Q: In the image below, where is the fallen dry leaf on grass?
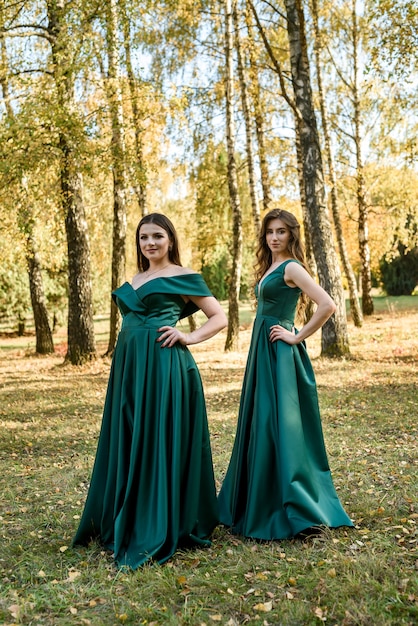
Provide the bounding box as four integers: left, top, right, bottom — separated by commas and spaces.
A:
253, 601, 273, 612
8, 604, 20, 619
64, 570, 81, 583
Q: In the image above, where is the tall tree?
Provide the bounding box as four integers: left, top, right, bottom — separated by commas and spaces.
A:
103, 0, 128, 355
119, 0, 148, 216
234, 4, 260, 235
46, 0, 96, 364
311, 0, 363, 327
0, 2, 54, 354
224, 0, 243, 351
282, 0, 350, 355
295, 123, 317, 321
249, 1, 316, 317
351, 0, 373, 315
250, 0, 349, 354
18, 182, 55, 354
244, 0, 272, 214
322, 0, 415, 302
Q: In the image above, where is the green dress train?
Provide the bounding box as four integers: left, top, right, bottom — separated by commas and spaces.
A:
218, 260, 353, 539
73, 274, 218, 568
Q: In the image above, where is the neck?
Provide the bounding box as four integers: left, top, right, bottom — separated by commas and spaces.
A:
271, 253, 292, 265
148, 261, 170, 269
146, 261, 171, 275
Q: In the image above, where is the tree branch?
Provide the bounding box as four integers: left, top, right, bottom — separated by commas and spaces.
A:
2, 23, 55, 43
248, 0, 298, 117
11, 68, 53, 77
261, 0, 287, 22
324, 42, 353, 91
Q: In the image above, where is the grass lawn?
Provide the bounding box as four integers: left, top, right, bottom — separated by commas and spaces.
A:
0, 296, 417, 625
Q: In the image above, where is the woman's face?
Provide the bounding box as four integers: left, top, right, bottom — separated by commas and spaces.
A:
265, 218, 291, 256
139, 223, 171, 264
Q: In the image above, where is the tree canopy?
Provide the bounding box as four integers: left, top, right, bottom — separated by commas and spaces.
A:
1, 0, 416, 353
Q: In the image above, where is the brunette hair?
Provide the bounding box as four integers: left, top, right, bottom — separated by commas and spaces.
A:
135, 213, 182, 272
254, 208, 310, 318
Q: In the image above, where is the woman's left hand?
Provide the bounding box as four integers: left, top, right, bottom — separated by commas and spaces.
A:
269, 324, 299, 345
157, 326, 188, 347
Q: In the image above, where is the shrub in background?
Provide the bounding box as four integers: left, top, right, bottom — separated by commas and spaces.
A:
379, 244, 418, 296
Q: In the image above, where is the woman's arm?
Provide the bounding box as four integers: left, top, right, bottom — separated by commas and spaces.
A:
269, 262, 336, 345
157, 295, 227, 348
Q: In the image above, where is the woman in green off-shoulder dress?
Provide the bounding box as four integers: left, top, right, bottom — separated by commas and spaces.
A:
73, 214, 227, 569
218, 209, 353, 539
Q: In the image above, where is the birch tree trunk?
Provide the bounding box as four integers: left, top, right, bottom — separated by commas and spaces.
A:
25, 232, 55, 354
47, 0, 96, 364
20, 177, 55, 354
120, 0, 147, 216
234, 5, 260, 235
244, 0, 272, 214
352, 0, 374, 315
224, 0, 243, 352
284, 0, 350, 356
0, 11, 54, 354
295, 119, 316, 321
312, 0, 363, 327
105, 0, 128, 355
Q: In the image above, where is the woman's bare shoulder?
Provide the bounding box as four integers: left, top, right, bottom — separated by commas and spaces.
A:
131, 271, 145, 287
173, 266, 198, 276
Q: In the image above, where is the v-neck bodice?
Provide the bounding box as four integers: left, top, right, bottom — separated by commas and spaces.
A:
218, 262, 353, 540
255, 259, 301, 325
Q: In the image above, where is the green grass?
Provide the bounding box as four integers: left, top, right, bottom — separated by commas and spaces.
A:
0, 303, 417, 625
358, 294, 418, 314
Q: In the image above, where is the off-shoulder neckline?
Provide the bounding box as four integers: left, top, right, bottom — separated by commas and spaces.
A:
129, 273, 200, 292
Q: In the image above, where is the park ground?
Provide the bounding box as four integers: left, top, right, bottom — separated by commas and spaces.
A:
0, 295, 417, 625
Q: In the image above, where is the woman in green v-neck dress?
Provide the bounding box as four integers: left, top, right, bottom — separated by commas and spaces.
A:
73, 214, 227, 569
218, 209, 353, 539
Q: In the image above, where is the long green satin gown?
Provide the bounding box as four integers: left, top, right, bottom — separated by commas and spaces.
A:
73, 274, 218, 568
218, 260, 353, 539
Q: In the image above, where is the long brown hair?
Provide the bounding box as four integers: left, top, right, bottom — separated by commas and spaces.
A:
254, 208, 310, 318
135, 213, 182, 271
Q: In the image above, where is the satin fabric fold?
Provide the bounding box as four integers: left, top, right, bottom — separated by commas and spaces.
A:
218, 260, 353, 539
73, 274, 218, 568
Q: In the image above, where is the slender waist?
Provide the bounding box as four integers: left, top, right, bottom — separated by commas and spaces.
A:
121, 315, 177, 330
255, 314, 294, 331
